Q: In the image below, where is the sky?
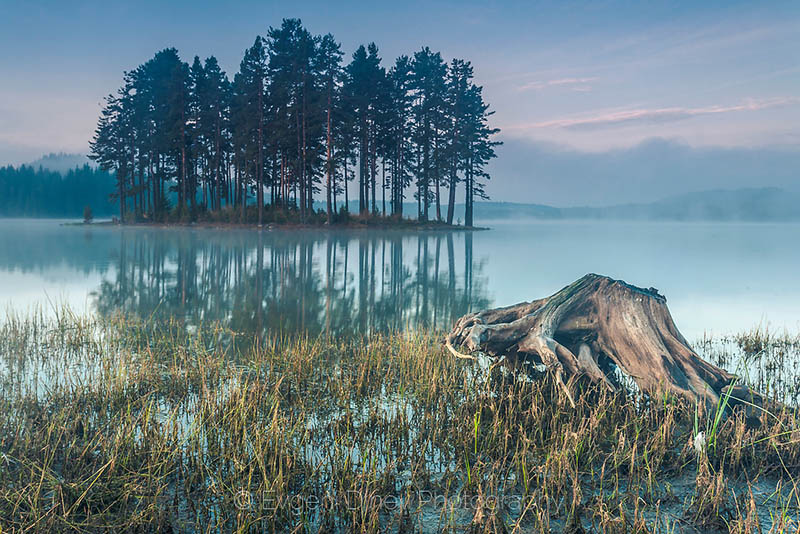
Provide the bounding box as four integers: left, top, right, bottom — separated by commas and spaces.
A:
1, 0, 798, 205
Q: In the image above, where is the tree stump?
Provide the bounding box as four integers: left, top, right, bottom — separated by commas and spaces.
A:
446, 273, 757, 408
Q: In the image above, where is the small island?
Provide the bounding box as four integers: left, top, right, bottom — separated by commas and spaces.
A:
89, 19, 500, 229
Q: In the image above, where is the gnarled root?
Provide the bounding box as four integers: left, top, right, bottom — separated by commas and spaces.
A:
446, 273, 757, 409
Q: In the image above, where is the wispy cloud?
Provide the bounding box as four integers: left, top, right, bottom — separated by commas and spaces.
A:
517, 77, 597, 92
520, 98, 798, 131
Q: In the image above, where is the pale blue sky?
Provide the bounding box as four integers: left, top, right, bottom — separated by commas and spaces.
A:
1, 0, 798, 203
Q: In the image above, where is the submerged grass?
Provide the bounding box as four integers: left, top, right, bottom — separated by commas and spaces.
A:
1, 310, 799, 532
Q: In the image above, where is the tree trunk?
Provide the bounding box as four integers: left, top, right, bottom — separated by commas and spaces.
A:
360, 125, 367, 215
343, 156, 349, 214
446, 273, 761, 409
240, 158, 246, 223
326, 88, 333, 224
302, 79, 308, 222
214, 119, 221, 213
435, 142, 441, 222
381, 159, 386, 216
446, 169, 456, 225
118, 167, 126, 222
465, 155, 473, 227
332, 150, 338, 215
370, 131, 376, 214
257, 80, 264, 227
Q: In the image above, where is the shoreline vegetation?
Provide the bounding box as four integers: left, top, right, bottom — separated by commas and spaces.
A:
78, 219, 486, 231
89, 18, 501, 230
0, 164, 117, 218
66, 206, 488, 230
1, 310, 799, 532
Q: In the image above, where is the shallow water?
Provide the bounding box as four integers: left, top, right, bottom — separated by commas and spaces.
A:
2, 313, 797, 533
1, 218, 799, 339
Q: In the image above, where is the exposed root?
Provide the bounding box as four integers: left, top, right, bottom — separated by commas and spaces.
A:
445, 335, 476, 360
446, 273, 763, 408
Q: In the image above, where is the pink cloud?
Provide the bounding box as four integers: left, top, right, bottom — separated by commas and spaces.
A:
517, 77, 598, 92
515, 97, 799, 131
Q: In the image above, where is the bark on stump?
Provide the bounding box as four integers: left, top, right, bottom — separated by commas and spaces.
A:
446, 273, 757, 408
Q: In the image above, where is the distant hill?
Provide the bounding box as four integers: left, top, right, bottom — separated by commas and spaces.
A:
313, 200, 561, 223
317, 188, 800, 223
27, 153, 93, 174
472, 202, 562, 221
560, 187, 800, 221
10, 154, 799, 223
0, 163, 117, 218
466, 188, 800, 222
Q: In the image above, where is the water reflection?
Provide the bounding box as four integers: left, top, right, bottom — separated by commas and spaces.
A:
92, 229, 490, 336
6, 219, 798, 340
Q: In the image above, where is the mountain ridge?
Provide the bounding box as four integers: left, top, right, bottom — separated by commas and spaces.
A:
25, 153, 93, 174
474, 187, 800, 222
13, 153, 798, 222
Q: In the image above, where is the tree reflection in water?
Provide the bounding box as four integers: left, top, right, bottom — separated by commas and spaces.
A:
93, 229, 490, 336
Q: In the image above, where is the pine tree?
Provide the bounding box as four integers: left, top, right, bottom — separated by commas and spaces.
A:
316, 33, 344, 224
410, 47, 447, 221
90, 28, 500, 226
230, 71, 250, 219
201, 56, 231, 212
444, 59, 472, 225
239, 37, 268, 225
90, 92, 129, 221
462, 82, 501, 227
387, 56, 413, 217
345, 44, 384, 215
268, 19, 324, 221
189, 56, 206, 208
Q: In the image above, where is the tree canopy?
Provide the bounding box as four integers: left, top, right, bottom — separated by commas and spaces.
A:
0, 164, 117, 218
90, 19, 500, 227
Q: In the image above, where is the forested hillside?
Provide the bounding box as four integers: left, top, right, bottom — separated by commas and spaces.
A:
0, 165, 117, 218
28, 153, 92, 174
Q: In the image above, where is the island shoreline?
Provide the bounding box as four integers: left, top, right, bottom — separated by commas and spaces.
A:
64, 220, 489, 231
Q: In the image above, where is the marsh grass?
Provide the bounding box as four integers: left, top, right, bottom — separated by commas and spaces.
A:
1, 310, 799, 532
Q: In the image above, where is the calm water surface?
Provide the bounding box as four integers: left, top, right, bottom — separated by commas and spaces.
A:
1, 218, 798, 339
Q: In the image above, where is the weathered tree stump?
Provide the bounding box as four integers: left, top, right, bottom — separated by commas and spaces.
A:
446, 273, 757, 408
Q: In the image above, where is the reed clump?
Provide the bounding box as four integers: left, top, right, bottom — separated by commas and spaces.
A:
0, 311, 798, 532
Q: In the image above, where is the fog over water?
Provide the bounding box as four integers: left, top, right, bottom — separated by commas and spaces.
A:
489, 138, 800, 207
1, 218, 798, 341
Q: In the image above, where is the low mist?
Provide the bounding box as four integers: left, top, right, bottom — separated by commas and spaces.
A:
486, 137, 800, 208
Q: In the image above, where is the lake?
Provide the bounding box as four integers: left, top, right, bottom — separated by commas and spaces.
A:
1, 218, 798, 341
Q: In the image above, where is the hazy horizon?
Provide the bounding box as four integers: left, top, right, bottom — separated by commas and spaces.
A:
1, 0, 798, 205
16, 138, 800, 209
